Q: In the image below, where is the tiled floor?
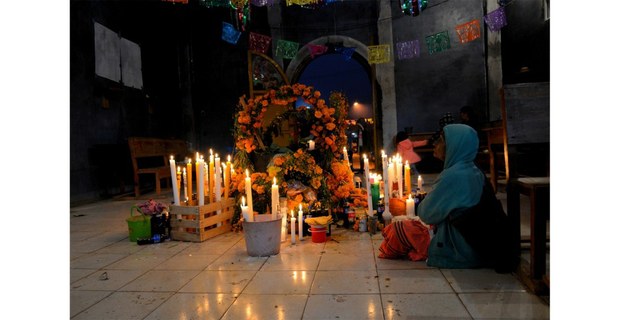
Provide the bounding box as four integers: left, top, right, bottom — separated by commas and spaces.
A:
70, 189, 549, 319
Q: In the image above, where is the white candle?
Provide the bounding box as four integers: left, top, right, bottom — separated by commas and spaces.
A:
186, 159, 193, 206
197, 157, 205, 205
396, 156, 403, 198
215, 154, 221, 201
308, 140, 315, 150
271, 178, 279, 221
343, 147, 350, 167
363, 154, 372, 216
244, 169, 254, 222
225, 155, 232, 199
203, 161, 209, 198
417, 175, 423, 191
298, 204, 304, 241
406, 194, 415, 218
182, 167, 188, 204
291, 210, 296, 245
381, 151, 391, 218
169, 156, 180, 206
281, 211, 287, 242
387, 160, 394, 198
241, 196, 250, 221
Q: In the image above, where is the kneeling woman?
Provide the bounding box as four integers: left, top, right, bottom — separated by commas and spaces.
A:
418, 124, 516, 270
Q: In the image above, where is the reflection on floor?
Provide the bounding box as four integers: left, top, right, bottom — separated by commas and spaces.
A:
70, 183, 549, 319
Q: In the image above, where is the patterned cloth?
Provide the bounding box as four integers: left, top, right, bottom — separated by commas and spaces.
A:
378, 219, 430, 261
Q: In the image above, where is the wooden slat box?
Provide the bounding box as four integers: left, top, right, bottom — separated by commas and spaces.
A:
170, 198, 236, 242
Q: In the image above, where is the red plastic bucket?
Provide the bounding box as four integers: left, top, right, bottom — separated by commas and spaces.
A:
309, 225, 327, 243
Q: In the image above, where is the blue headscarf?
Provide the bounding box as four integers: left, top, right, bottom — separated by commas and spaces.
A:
418, 124, 484, 225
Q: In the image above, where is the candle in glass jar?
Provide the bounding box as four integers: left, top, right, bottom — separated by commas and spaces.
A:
417, 175, 423, 191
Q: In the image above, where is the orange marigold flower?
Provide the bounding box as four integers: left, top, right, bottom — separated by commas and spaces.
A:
314, 91, 321, 98
314, 110, 323, 118
261, 100, 268, 107
316, 126, 323, 132
325, 123, 336, 131
315, 166, 323, 175
294, 194, 303, 202
325, 137, 334, 145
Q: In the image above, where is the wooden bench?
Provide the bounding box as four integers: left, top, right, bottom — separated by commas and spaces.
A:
127, 137, 189, 197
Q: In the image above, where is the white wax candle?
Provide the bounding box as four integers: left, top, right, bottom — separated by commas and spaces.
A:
271, 178, 279, 221
381, 151, 391, 218
363, 155, 372, 216
169, 156, 180, 206
387, 160, 394, 198
215, 155, 221, 201
241, 196, 250, 221
417, 175, 423, 191
281, 211, 287, 242
308, 140, 315, 150
245, 169, 254, 222
197, 158, 204, 205
406, 194, 415, 218
291, 211, 296, 245
298, 204, 304, 241
343, 147, 350, 167
204, 161, 209, 197
209, 150, 215, 202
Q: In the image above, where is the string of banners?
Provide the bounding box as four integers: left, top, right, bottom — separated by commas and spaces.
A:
165, 1, 509, 64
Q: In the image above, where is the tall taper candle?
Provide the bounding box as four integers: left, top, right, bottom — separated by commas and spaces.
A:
225, 155, 232, 199
363, 154, 372, 215
197, 157, 205, 205
291, 210, 296, 245
271, 178, 279, 221
240, 196, 250, 221
298, 204, 304, 241
209, 150, 215, 203
406, 194, 415, 218
182, 167, 188, 204
343, 147, 350, 168
176, 167, 182, 204
186, 159, 193, 205
169, 156, 180, 206
396, 156, 403, 198
404, 161, 411, 196
244, 169, 254, 222
381, 151, 391, 218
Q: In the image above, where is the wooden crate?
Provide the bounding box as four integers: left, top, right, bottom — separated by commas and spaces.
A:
170, 198, 236, 242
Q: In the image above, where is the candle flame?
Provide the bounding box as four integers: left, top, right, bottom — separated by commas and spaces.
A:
409, 194, 413, 200
170, 155, 174, 160
363, 153, 367, 159
381, 150, 385, 157
242, 196, 246, 206
210, 149, 213, 155
246, 169, 249, 178
299, 204, 302, 211
227, 155, 231, 162
273, 177, 277, 185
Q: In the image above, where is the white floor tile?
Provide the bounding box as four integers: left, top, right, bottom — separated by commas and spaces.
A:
179, 270, 256, 294
145, 293, 236, 320
261, 252, 321, 271
70, 253, 128, 269
119, 270, 200, 292
70, 290, 112, 317
206, 254, 268, 271
221, 293, 307, 320
382, 293, 472, 320
441, 268, 527, 293
153, 252, 220, 270
378, 269, 453, 293
319, 253, 376, 270
243, 270, 314, 294
459, 292, 550, 319
311, 270, 379, 294
71, 291, 172, 320
304, 294, 384, 320
71, 269, 145, 291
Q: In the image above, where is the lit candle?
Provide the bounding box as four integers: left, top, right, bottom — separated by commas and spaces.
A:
417, 175, 423, 191
186, 159, 193, 205
197, 156, 205, 206
404, 161, 411, 196
245, 169, 254, 222
203, 160, 208, 198
387, 160, 394, 198
182, 167, 188, 204
271, 178, 279, 221
240, 196, 250, 221
343, 147, 350, 167
363, 154, 372, 216
308, 140, 315, 150
406, 193, 415, 218
169, 156, 180, 206
209, 149, 215, 203
290, 210, 296, 244
381, 151, 391, 219
298, 204, 304, 241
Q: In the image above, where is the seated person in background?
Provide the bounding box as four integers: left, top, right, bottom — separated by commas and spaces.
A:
417, 124, 517, 272
394, 131, 428, 177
